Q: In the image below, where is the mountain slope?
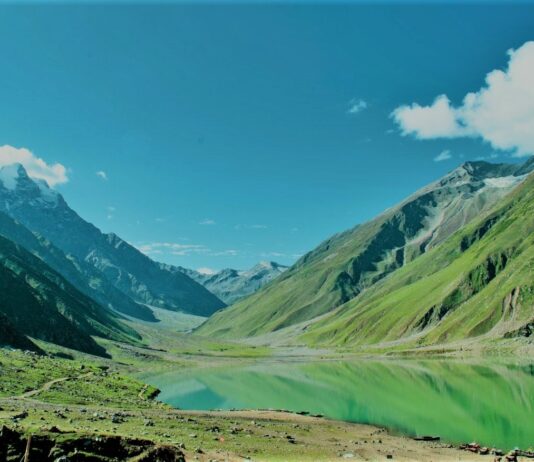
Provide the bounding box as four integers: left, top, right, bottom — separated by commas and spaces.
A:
85, 234, 226, 316
0, 235, 139, 356
198, 160, 534, 339
303, 169, 534, 348
180, 261, 288, 305
0, 312, 42, 352
0, 211, 154, 321
0, 164, 225, 318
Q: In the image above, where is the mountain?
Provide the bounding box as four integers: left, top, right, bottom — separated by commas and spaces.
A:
0, 210, 154, 321
303, 167, 534, 349
0, 312, 42, 353
197, 159, 534, 339
179, 261, 289, 305
0, 234, 139, 356
0, 164, 225, 318
85, 234, 225, 316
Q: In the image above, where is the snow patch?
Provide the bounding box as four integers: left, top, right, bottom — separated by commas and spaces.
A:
35, 178, 59, 203
197, 267, 217, 275
484, 175, 526, 189
0, 164, 21, 190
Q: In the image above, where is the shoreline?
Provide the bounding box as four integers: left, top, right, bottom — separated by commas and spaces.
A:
2, 348, 532, 461
0, 398, 495, 461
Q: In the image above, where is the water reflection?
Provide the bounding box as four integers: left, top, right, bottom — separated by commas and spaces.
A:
143, 360, 534, 449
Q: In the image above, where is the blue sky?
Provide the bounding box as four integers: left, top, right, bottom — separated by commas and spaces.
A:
0, 2, 533, 272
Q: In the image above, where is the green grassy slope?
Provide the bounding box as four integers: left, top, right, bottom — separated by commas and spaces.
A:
198, 161, 531, 339
302, 172, 534, 348
0, 235, 140, 356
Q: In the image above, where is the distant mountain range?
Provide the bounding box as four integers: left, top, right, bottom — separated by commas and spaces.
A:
2, 157, 534, 356
0, 163, 287, 355
198, 158, 534, 343
179, 261, 289, 305
0, 164, 225, 321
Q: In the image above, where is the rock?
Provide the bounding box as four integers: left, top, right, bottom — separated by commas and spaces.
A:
505, 450, 518, 462
111, 413, 124, 424
135, 445, 186, 462
0, 426, 185, 462
342, 453, 355, 459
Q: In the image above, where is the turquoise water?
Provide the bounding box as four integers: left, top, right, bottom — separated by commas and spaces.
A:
143, 359, 534, 450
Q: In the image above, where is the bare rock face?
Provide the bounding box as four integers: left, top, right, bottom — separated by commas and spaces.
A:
0, 426, 186, 462
0, 163, 225, 319
179, 261, 289, 305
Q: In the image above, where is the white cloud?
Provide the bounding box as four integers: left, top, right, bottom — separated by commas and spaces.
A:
235, 224, 268, 230
392, 95, 468, 139
96, 170, 108, 181
260, 251, 286, 258
106, 206, 115, 220
392, 41, 534, 157
137, 242, 239, 258
434, 149, 452, 162
209, 249, 238, 257
0, 145, 68, 187
347, 98, 368, 115
137, 242, 209, 256
197, 267, 217, 275
199, 219, 216, 225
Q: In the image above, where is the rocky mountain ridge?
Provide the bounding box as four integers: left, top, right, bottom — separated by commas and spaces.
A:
198, 159, 534, 339
179, 261, 288, 305
0, 164, 225, 319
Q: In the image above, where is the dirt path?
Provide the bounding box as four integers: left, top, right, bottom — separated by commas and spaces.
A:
16, 372, 93, 399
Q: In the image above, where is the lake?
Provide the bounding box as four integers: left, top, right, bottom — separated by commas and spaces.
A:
142, 359, 534, 450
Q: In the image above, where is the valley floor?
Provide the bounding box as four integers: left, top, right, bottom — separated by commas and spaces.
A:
2, 309, 532, 461
0, 403, 493, 461
0, 350, 490, 462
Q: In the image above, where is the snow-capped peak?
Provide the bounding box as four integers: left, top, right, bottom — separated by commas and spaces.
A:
0, 163, 60, 205
0, 163, 26, 190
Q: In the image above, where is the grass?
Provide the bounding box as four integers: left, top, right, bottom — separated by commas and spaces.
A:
1, 348, 447, 462
301, 173, 534, 350
197, 162, 522, 342
0, 349, 157, 407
